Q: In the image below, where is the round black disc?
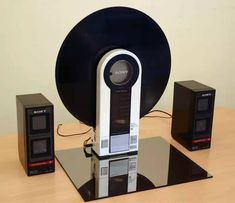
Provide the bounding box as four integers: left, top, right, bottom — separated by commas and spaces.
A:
56, 7, 171, 127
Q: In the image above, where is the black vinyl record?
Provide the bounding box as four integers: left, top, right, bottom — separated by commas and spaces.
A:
56, 7, 171, 127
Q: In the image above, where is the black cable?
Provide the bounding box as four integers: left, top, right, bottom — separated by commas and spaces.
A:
145, 109, 172, 119
83, 137, 92, 157
57, 123, 91, 137
83, 137, 92, 147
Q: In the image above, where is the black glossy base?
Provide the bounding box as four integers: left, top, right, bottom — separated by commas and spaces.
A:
56, 137, 212, 201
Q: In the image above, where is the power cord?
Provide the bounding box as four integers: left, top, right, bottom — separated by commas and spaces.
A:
57, 123, 93, 156
145, 109, 172, 119
83, 137, 93, 157
57, 123, 91, 137
83, 137, 93, 147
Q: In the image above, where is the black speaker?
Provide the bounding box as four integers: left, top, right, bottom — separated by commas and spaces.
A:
171, 80, 216, 151
16, 93, 55, 176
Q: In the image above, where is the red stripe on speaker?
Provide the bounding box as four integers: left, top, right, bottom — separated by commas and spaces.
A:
28, 160, 54, 167
192, 138, 211, 143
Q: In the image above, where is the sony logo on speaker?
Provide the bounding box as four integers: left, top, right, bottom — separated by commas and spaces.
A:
202, 93, 212, 97
114, 70, 128, 75
33, 110, 46, 114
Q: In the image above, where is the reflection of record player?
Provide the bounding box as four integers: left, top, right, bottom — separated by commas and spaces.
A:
56, 7, 171, 156
91, 152, 138, 198
78, 152, 155, 201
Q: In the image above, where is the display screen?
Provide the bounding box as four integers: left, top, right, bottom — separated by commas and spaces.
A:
197, 98, 209, 112
32, 139, 47, 154
32, 115, 47, 130
110, 92, 131, 135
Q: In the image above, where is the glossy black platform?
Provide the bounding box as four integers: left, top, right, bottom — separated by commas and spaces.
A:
56, 137, 212, 201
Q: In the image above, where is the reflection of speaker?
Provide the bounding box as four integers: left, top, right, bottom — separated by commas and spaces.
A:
171, 80, 216, 151
16, 93, 55, 176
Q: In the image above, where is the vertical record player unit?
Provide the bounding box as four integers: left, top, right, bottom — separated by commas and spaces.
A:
94, 49, 141, 156
55, 7, 171, 157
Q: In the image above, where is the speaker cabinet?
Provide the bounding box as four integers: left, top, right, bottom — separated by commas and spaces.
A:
171, 80, 216, 151
16, 93, 55, 176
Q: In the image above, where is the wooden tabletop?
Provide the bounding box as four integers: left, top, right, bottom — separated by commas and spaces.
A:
1, 107, 235, 202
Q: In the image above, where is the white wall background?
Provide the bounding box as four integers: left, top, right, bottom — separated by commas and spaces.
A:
0, 0, 235, 136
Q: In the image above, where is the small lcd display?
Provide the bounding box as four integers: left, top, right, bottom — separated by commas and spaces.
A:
32, 115, 47, 130
32, 139, 47, 154
197, 98, 209, 112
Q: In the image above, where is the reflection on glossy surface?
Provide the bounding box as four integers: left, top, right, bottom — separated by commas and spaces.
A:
56, 137, 212, 201
87, 153, 139, 199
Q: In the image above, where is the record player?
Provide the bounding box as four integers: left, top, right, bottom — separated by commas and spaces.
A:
56, 7, 171, 157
